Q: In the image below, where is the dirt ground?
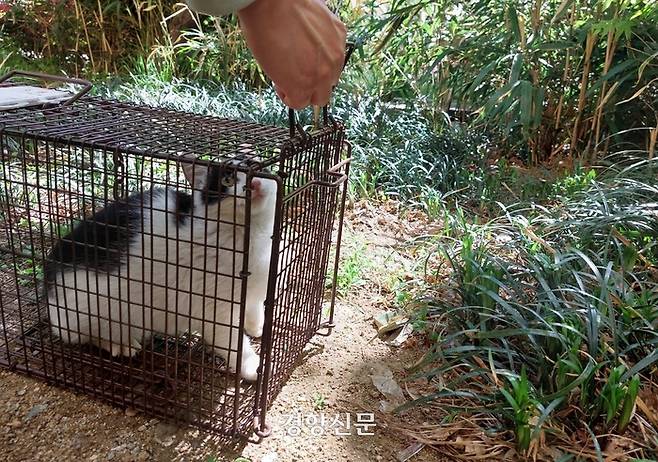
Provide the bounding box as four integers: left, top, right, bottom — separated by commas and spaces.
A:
0, 202, 443, 462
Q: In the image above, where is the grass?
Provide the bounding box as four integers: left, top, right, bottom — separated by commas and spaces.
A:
396, 154, 658, 458
98, 73, 618, 219
313, 392, 328, 411
3, 61, 580, 219
335, 240, 370, 297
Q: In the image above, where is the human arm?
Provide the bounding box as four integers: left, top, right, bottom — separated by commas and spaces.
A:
186, 0, 347, 109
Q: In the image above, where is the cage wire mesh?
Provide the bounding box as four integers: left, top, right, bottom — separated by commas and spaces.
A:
0, 86, 349, 438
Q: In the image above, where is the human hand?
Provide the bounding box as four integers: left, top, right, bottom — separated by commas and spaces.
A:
237, 0, 347, 109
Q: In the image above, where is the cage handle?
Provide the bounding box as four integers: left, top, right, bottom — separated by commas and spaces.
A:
0, 70, 92, 105
287, 41, 355, 139
285, 157, 351, 201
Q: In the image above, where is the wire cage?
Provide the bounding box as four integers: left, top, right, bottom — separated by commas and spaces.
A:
0, 71, 350, 438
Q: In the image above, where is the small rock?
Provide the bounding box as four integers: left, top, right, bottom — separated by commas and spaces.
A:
107, 452, 115, 461
71, 436, 84, 450
124, 408, 137, 417
137, 425, 147, 432
376, 456, 383, 461
16, 388, 27, 396
6, 402, 19, 414
154, 422, 177, 438
7, 419, 22, 429
135, 451, 150, 462
158, 436, 174, 447
25, 404, 47, 421
153, 422, 177, 447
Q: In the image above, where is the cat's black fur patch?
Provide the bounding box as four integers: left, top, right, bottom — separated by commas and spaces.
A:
174, 190, 193, 226
45, 163, 235, 287
44, 192, 143, 285
201, 165, 231, 205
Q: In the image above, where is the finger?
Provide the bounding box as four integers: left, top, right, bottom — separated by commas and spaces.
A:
285, 95, 312, 110
277, 85, 311, 110
276, 85, 305, 110
310, 83, 333, 107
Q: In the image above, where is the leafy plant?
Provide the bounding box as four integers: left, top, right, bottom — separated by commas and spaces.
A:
335, 241, 369, 296
500, 368, 536, 451
313, 392, 328, 410
352, 0, 658, 163
16, 259, 44, 285
596, 365, 640, 429
402, 155, 658, 454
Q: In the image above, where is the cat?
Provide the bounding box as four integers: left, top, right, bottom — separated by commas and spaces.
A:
44, 158, 277, 381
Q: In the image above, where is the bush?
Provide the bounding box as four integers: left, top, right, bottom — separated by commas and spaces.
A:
404, 156, 658, 453
98, 74, 494, 210
353, 0, 658, 164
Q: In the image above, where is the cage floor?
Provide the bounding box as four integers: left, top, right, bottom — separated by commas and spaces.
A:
0, 250, 259, 438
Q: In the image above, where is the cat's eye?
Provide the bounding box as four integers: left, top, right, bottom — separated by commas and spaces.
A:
221, 175, 235, 187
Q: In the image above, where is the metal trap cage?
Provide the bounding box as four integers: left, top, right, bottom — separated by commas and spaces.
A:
0, 71, 349, 438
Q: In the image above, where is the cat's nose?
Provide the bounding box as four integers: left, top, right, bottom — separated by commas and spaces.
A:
250, 179, 263, 198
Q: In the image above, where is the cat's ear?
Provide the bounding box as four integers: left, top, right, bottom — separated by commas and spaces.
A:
181, 158, 207, 189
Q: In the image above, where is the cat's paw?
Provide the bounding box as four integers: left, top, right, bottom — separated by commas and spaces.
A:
244, 318, 264, 338
240, 355, 260, 382
99, 339, 141, 357
123, 339, 142, 357
99, 339, 122, 356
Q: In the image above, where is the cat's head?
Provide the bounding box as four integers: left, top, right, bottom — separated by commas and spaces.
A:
182, 157, 277, 223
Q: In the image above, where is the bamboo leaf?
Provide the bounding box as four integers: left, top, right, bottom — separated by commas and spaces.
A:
508, 6, 522, 43
638, 51, 658, 82
617, 77, 658, 105
551, 0, 576, 24
509, 53, 524, 84
469, 56, 510, 94
519, 80, 533, 131
533, 87, 544, 129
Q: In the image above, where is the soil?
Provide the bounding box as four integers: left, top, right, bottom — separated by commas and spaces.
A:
0, 201, 444, 462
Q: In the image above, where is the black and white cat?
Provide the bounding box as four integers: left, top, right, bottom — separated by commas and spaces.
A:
45, 159, 277, 381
